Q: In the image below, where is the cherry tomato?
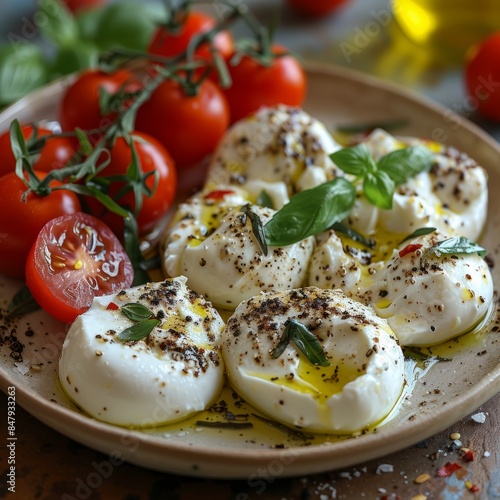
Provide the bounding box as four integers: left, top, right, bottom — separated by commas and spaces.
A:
84, 131, 177, 236
148, 11, 233, 68
0, 171, 81, 279
465, 32, 500, 122
26, 212, 134, 324
61, 0, 106, 14
59, 69, 138, 135
223, 45, 307, 123
286, 0, 350, 17
0, 124, 77, 177
135, 78, 229, 168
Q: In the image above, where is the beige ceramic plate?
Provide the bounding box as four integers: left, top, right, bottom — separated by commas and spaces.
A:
1, 63, 499, 479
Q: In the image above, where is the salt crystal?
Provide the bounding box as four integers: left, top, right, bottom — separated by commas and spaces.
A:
339, 472, 352, 480
378, 488, 387, 494
471, 412, 487, 424
484, 451, 491, 457
13, 359, 30, 375
376, 464, 394, 474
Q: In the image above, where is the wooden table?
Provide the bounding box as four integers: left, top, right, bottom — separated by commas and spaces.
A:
1, 389, 498, 499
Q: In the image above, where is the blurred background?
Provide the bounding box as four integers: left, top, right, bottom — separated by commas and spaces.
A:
1, 0, 499, 139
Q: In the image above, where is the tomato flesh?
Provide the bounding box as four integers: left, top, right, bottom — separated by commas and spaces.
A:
26, 212, 134, 323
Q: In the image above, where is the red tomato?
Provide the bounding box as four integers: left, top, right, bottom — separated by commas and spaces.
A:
135, 78, 229, 168
26, 212, 134, 323
465, 32, 500, 122
0, 124, 77, 177
84, 131, 177, 236
286, 0, 350, 17
62, 0, 106, 14
223, 45, 307, 123
148, 11, 233, 68
0, 171, 81, 279
59, 69, 139, 135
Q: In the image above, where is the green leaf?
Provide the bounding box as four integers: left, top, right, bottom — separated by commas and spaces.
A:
117, 318, 160, 342
84, 185, 130, 218
264, 177, 356, 247
74, 128, 93, 156
6, 286, 40, 318
121, 303, 153, 322
424, 236, 487, 259
363, 171, 395, 210
241, 204, 268, 256
123, 214, 150, 286
329, 143, 376, 177
330, 223, 375, 249
399, 227, 436, 245
256, 190, 274, 209
38, 0, 78, 46
49, 42, 100, 80
271, 319, 331, 367
378, 145, 433, 185
92, 2, 167, 51
0, 44, 48, 106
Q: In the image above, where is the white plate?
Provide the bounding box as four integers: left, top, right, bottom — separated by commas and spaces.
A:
1, 63, 499, 479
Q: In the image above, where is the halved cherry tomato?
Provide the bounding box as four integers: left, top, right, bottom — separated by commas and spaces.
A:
135, 78, 229, 168
84, 131, 177, 236
465, 32, 500, 122
148, 10, 233, 68
59, 69, 139, 135
0, 171, 81, 279
26, 212, 134, 324
0, 124, 77, 177
223, 45, 307, 123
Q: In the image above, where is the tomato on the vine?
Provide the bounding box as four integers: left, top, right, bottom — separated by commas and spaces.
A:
84, 131, 177, 236
0, 171, 82, 279
26, 212, 134, 324
148, 10, 234, 68
285, 0, 350, 17
135, 78, 229, 168
223, 45, 307, 123
0, 124, 77, 177
465, 32, 500, 122
59, 69, 139, 134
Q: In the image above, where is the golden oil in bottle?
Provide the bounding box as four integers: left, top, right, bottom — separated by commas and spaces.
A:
393, 0, 500, 61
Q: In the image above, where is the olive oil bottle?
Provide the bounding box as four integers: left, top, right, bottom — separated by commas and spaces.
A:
393, 0, 500, 61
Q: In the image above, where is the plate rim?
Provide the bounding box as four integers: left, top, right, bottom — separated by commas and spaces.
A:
1, 62, 499, 478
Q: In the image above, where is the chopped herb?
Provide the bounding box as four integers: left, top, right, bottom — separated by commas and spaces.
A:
121, 302, 153, 322
271, 319, 331, 367
6, 286, 40, 318
256, 190, 274, 209
195, 421, 253, 429
241, 204, 268, 256
117, 318, 160, 342
330, 222, 375, 249
252, 413, 313, 441
422, 236, 487, 260
399, 227, 436, 245
403, 347, 450, 363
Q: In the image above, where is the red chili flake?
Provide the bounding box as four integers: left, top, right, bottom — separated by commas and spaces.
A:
106, 302, 119, 311
399, 243, 423, 258
437, 461, 463, 477
204, 189, 234, 200
462, 450, 475, 462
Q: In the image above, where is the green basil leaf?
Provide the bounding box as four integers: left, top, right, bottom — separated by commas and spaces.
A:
118, 319, 160, 342
363, 171, 395, 210
287, 319, 331, 367
264, 177, 356, 247
256, 190, 274, 209
6, 286, 40, 318
378, 145, 433, 185
330, 143, 376, 176
426, 236, 487, 259
241, 204, 268, 256
330, 223, 375, 249
38, 0, 78, 46
49, 42, 100, 80
399, 227, 436, 245
0, 44, 48, 107
121, 303, 152, 322
270, 324, 291, 360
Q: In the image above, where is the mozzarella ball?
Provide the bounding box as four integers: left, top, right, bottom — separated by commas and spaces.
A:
59, 277, 225, 427
163, 186, 314, 310
370, 231, 494, 346
206, 105, 342, 194
222, 287, 405, 434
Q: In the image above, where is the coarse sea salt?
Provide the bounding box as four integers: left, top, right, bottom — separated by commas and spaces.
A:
376, 464, 394, 474
471, 412, 487, 424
